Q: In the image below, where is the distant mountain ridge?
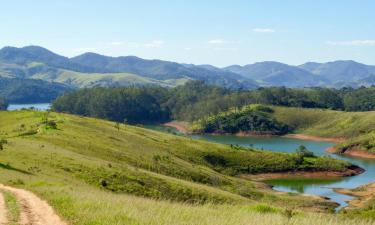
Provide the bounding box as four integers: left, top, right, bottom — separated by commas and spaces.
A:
0, 45, 375, 90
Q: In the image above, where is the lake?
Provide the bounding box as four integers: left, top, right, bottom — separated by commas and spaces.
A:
147, 125, 375, 211
7, 103, 51, 111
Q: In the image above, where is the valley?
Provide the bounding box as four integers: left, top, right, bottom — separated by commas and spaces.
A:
0, 109, 371, 224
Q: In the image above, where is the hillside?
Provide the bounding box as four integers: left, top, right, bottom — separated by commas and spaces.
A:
224, 62, 328, 87
0, 110, 364, 224
2, 46, 375, 91
0, 46, 257, 90
270, 106, 375, 155
189, 105, 375, 157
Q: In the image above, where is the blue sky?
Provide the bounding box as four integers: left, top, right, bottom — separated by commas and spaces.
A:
1, 0, 374, 66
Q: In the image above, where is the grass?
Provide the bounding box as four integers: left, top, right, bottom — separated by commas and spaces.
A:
270, 106, 375, 153
32, 69, 190, 88
0, 110, 371, 224
2, 190, 20, 225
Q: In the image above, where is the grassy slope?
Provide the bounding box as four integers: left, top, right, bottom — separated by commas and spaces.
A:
271, 106, 375, 153
0, 110, 365, 224
31, 70, 190, 88
0, 61, 191, 88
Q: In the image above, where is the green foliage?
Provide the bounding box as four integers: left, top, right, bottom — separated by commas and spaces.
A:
0, 77, 72, 104
0, 137, 7, 150
249, 204, 278, 213
192, 105, 290, 134
52, 87, 170, 124
296, 145, 315, 158
52, 82, 375, 127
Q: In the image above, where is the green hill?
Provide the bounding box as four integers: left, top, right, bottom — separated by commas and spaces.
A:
0, 110, 363, 224
270, 106, 375, 154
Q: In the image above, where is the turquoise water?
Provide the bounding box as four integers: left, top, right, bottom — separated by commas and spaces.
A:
144, 125, 374, 210
7, 103, 51, 111
191, 134, 375, 211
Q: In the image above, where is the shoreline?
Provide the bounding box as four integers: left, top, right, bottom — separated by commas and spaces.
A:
241, 166, 365, 181
162, 122, 375, 160
327, 146, 375, 159
334, 183, 375, 210
284, 134, 345, 144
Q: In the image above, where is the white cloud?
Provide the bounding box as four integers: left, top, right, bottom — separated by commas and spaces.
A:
253, 28, 275, 33
326, 40, 375, 46
144, 40, 164, 48
208, 39, 226, 44
184, 47, 192, 51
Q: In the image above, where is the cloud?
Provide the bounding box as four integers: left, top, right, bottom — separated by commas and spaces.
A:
184, 47, 192, 51
208, 39, 226, 44
144, 40, 164, 48
253, 28, 275, 33
326, 40, 375, 46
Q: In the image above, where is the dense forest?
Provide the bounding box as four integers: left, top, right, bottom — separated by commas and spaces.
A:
191, 105, 290, 135
0, 77, 73, 103
52, 81, 375, 124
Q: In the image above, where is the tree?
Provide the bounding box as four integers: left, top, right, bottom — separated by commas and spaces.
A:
296, 145, 315, 158
0, 138, 8, 150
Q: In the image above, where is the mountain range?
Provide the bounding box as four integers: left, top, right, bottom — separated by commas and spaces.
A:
1, 45, 375, 92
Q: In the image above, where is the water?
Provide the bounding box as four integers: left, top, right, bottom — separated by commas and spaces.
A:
192, 134, 375, 211
7, 103, 51, 111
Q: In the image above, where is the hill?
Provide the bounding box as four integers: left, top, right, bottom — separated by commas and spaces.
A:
0, 110, 362, 224
224, 62, 328, 87
299, 60, 375, 87
0, 46, 257, 90
270, 106, 375, 156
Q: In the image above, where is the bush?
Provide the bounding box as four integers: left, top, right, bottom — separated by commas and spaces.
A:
249, 204, 278, 213
296, 145, 315, 158
0, 138, 8, 150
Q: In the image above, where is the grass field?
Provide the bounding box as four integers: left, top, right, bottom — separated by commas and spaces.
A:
0, 110, 372, 224
271, 106, 375, 153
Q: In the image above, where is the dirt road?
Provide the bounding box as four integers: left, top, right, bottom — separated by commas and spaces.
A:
0, 184, 67, 225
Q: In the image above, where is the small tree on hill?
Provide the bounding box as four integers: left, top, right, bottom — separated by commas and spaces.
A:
0, 138, 8, 150
296, 145, 315, 158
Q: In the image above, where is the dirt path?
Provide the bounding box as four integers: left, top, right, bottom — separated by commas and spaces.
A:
0, 184, 67, 225
0, 193, 8, 225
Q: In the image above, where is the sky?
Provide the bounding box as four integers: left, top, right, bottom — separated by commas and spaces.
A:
0, 0, 374, 67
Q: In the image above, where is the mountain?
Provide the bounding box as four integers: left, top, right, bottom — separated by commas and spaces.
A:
1, 45, 375, 91
0, 46, 97, 73
71, 53, 258, 89
0, 46, 257, 90
224, 61, 328, 87
299, 60, 375, 86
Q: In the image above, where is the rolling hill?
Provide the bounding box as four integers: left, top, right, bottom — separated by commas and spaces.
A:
0, 46, 257, 90
0, 110, 366, 224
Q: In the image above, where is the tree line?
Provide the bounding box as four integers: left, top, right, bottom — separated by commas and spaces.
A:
52, 81, 375, 124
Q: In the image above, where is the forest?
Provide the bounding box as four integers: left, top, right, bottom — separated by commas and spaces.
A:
52, 81, 375, 124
